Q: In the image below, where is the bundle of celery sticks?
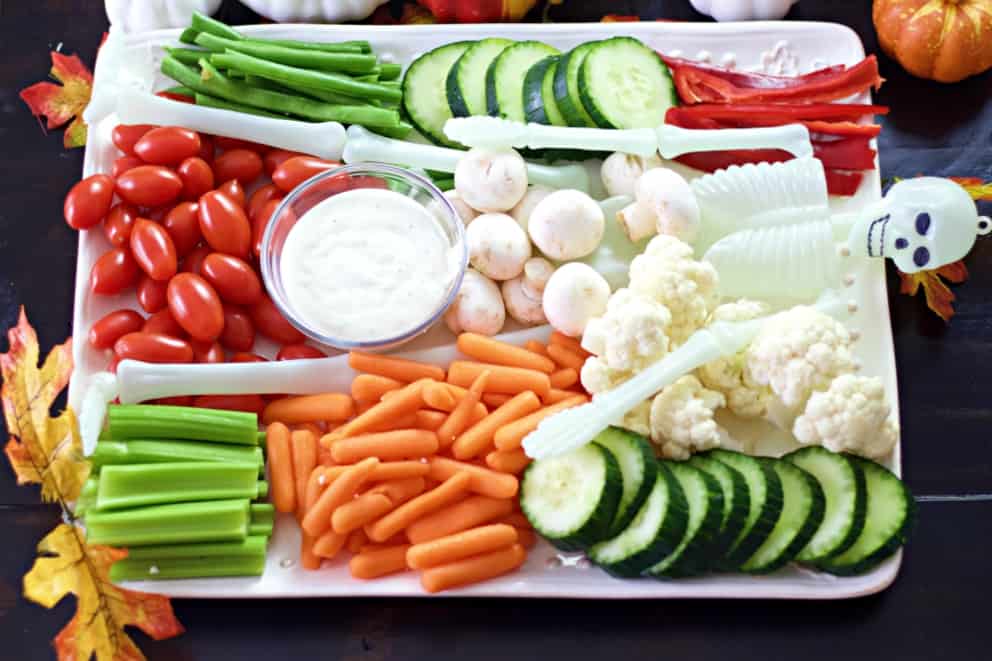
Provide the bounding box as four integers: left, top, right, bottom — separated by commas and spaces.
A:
78, 405, 272, 582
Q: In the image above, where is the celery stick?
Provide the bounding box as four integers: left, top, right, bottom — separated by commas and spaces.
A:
85, 499, 250, 546
126, 535, 268, 560
249, 504, 274, 537
257, 431, 267, 448
96, 462, 260, 510
256, 480, 269, 499
75, 477, 99, 516
91, 439, 263, 469
108, 404, 258, 445
110, 553, 266, 581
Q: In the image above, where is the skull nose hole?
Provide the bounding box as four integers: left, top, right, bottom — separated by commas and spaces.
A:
895, 238, 908, 250
915, 212, 931, 236
913, 246, 930, 268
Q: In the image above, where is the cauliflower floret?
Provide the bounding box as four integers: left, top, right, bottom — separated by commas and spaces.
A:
649, 375, 728, 460
580, 357, 629, 395
581, 289, 672, 372
793, 374, 898, 459
697, 300, 773, 418
620, 400, 652, 437
628, 235, 719, 345
744, 305, 857, 410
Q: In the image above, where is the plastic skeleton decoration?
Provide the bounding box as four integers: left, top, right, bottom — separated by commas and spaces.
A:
689, 158, 991, 300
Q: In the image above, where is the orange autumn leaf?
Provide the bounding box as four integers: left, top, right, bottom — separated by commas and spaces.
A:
19, 51, 93, 148
24, 523, 184, 661
899, 259, 969, 322
949, 176, 992, 201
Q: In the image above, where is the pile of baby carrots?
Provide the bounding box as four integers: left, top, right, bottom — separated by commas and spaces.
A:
263, 331, 590, 593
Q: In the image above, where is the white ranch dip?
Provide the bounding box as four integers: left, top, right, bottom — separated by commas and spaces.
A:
280, 187, 458, 342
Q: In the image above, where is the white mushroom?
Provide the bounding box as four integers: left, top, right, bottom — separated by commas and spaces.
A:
617, 201, 658, 243
542, 262, 611, 338
600, 152, 663, 197
466, 212, 532, 281
444, 268, 506, 336
444, 190, 479, 226
528, 189, 605, 261
619, 168, 701, 244
508, 185, 553, 233
454, 148, 529, 213
501, 257, 554, 325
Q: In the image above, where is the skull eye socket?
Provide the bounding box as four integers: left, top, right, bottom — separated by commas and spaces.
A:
895, 238, 908, 250
915, 212, 931, 236
913, 246, 930, 268
979, 217, 991, 236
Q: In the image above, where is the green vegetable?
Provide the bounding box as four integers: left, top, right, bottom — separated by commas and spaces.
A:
402, 41, 474, 147
369, 122, 414, 140
431, 176, 455, 191
255, 480, 269, 499
178, 28, 200, 45
245, 37, 370, 54
126, 535, 268, 561
647, 461, 724, 577
553, 42, 600, 127
446, 38, 512, 118
164, 85, 196, 98
191, 10, 243, 41
110, 539, 267, 581
195, 92, 288, 118
378, 62, 403, 81
95, 461, 262, 511
592, 428, 658, 536
75, 477, 98, 516
166, 47, 209, 66
195, 33, 377, 74
107, 403, 259, 446
248, 73, 371, 107
249, 503, 275, 537
85, 498, 251, 546
486, 41, 559, 121
91, 439, 263, 470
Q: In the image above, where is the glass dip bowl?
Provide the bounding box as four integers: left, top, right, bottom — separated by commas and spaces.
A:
259, 163, 467, 351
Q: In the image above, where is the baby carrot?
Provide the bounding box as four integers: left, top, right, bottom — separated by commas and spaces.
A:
497, 512, 533, 530
331, 429, 439, 463
262, 393, 354, 425
549, 368, 578, 390
304, 467, 327, 513
346, 529, 369, 554
515, 527, 537, 549
362, 412, 419, 434
545, 388, 586, 404
300, 533, 322, 570
428, 457, 519, 499
422, 381, 457, 410
405, 495, 514, 544
313, 529, 347, 559
349, 544, 411, 579
414, 409, 447, 431
550, 330, 588, 356
485, 448, 531, 475
437, 370, 489, 447
524, 340, 549, 357
349, 351, 445, 383
447, 361, 551, 398
332, 493, 394, 534
302, 457, 379, 537
319, 465, 348, 483
366, 472, 471, 542
351, 374, 404, 403
370, 476, 426, 505
481, 393, 512, 408
420, 544, 526, 593
493, 395, 589, 451
546, 344, 587, 372
366, 461, 430, 483
407, 524, 518, 570
361, 533, 409, 552
355, 400, 376, 415
266, 422, 296, 513
326, 381, 425, 442
451, 391, 541, 460
457, 333, 556, 374
290, 429, 318, 515
293, 422, 325, 436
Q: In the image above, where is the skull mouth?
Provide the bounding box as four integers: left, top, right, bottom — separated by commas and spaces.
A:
866, 214, 890, 257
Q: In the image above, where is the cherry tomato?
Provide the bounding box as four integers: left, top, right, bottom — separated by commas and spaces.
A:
142, 308, 186, 338
162, 202, 202, 257
134, 127, 202, 165
144, 205, 171, 222
197, 134, 215, 162
114, 332, 193, 363
153, 395, 196, 406
230, 352, 267, 363
213, 149, 263, 185
107, 355, 122, 373
112, 124, 155, 156
271, 156, 340, 193
88, 309, 145, 350
90, 248, 139, 295
64, 174, 114, 230
247, 184, 283, 223
276, 343, 326, 360
217, 179, 246, 208
103, 203, 138, 247
167, 273, 225, 342
201, 253, 262, 306
263, 149, 306, 176
214, 136, 268, 152
112, 155, 144, 179
220, 305, 255, 352
191, 340, 226, 364
130, 218, 178, 281
193, 394, 266, 415
116, 165, 183, 208
181, 244, 211, 276
198, 190, 251, 258
177, 157, 214, 200
250, 294, 305, 344
136, 275, 169, 313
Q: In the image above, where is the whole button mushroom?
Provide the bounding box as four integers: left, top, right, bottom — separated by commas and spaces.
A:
542, 263, 611, 338
444, 268, 506, 336
454, 148, 529, 213
528, 189, 605, 261
466, 213, 532, 281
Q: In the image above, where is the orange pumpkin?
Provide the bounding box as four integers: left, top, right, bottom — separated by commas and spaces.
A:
873, 0, 992, 83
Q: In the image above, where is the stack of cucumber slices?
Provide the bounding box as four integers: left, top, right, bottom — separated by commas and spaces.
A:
402, 36, 678, 148
520, 429, 915, 578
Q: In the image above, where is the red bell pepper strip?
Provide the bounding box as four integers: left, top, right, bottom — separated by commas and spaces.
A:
673, 149, 865, 196
823, 170, 864, 197
813, 136, 877, 170
661, 55, 883, 104
665, 107, 882, 138
670, 103, 889, 122
156, 90, 194, 104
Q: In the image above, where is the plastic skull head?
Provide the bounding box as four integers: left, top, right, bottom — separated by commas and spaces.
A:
848, 177, 985, 274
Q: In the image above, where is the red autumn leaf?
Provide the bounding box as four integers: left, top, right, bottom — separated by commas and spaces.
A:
899, 259, 969, 322
19, 51, 93, 148
949, 176, 992, 201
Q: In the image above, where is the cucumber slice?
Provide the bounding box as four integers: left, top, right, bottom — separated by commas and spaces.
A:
578, 36, 677, 129
524, 55, 567, 126
592, 428, 658, 536
486, 41, 559, 121
520, 442, 621, 551
706, 450, 784, 569
741, 460, 825, 574
785, 447, 867, 563
553, 42, 600, 127
588, 462, 688, 577
688, 454, 750, 565
402, 41, 474, 147
816, 455, 915, 576
446, 38, 513, 118
647, 461, 724, 578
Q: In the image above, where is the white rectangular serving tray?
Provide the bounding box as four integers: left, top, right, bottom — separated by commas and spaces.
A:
70, 20, 901, 599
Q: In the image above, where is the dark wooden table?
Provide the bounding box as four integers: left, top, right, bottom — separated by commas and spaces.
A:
1, 1, 990, 659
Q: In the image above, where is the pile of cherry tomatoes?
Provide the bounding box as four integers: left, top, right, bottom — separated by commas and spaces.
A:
66, 124, 340, 413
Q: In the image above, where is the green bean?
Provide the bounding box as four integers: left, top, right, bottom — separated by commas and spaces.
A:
378, 62, 403, 81
195, 32, 377, 74
210, 50, 402, 103
178, 28, 200, 44
164, 85, 196, 98
353, 74, 379, 83
432, 176, 455, 191
250, 74, 370, 107
245, 37, 370, 54
191, 10, 243, 40
370, 122, 414, 140
166, 46, 208, 66
108, 403, 259, 445
195, 93, 286, 118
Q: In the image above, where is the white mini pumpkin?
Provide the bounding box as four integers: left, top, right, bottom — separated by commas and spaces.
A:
238, 0, 389, 22
105, 0, 222, 32
689, 0, 797, 21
